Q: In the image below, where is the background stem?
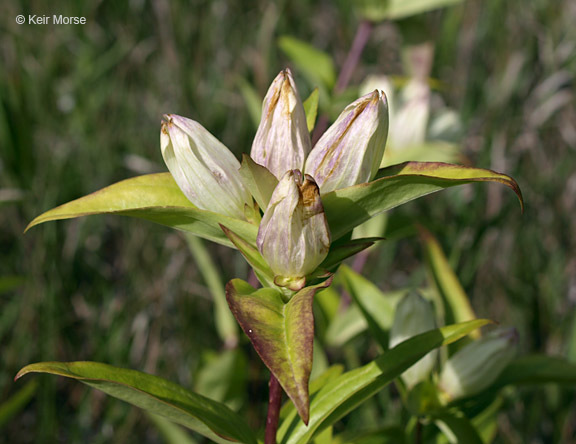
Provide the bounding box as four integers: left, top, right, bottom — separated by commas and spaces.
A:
265, 374, 283, 444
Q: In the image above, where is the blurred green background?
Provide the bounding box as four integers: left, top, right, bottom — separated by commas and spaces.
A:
1, 0, 575, 442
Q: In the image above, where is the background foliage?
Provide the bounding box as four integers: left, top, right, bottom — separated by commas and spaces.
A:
1, 0, 575, 442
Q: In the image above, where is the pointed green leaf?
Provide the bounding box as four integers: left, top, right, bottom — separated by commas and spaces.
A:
15, 361, 257, 444
419, 226, 479, 338
220, 225, 276, 288
323, 161, 523, 241
225, 279, 332, 424
303, 88, 319, 132
239, 154, 279, 211
339, 265, 402, 349
278, 36, 336, 89
25, 173, 258, 248
317, 238, 381, 273
278, 319, 491, 444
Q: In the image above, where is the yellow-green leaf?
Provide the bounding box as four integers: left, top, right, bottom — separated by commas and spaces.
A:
16, 361, 256, 444
323, 161, 523, 241
26, 173, 258, 248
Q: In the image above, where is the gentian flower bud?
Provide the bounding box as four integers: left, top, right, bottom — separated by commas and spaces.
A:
161, 114, 252, 220
305, 90, 388, 194
389, 292, 438, 388
257, 170, 330, 290
251, 69, 311, 179
439, 327, 519, 401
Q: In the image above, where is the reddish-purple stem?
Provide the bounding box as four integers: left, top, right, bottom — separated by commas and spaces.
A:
265, 374, 282, 444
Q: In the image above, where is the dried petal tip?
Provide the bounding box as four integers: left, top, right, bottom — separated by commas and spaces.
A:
257, 170, 330, 290
161, 114, 252, 219
251, 69, 311, 179
305, 90, 388, 193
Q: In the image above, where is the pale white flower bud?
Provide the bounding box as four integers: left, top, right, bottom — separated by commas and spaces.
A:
161, 114, 252, 220
390, 292, 438, 388
257, 170, 330, 290
251, 69, 311, 179
439, 327, 519, 401
305, 90, 388, 193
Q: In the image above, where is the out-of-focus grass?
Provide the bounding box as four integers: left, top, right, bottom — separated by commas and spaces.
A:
1, 0, 574, 442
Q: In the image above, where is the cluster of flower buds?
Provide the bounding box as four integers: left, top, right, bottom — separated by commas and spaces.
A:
160, 68, 388, 288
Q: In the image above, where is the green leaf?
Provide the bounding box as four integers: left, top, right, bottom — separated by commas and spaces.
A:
356, 0, 463, 22
278, 36, 336, 89
277, 319, 491, 444
323, 161, 524, 241
303, 88, 319, 132
15, 361, 257, 444
238, 77, 263, 128
239, 154, 278, 211
148, 413, 198, 444
492, 355, 576, 388
339, 265, 402, 349
185, 235, 238, 347
433, 411, 483, 444
225, 279, 332, 424
0, 381, 37, 430
317, 238, 380, 274
220, 225, 275, 288
25, 173, 258, 248
419, 226, 479, 338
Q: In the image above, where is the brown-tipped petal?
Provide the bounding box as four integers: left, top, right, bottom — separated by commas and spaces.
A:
305, 90, 389, 193
251, 69, 311, 179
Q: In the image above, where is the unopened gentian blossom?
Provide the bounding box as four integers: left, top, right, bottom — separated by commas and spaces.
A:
161, 114, 252, 220
257, 170, 330, 290
305, 90, 388, 194
251, 69, 311, 179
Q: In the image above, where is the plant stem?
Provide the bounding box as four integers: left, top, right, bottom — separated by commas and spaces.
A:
312, 18, 374, 144
265, 373, 283, 444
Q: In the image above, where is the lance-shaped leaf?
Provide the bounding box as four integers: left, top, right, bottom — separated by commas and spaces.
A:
277, 319, 491, 444
314, 237, 381, 274
225, 278, 332, 424
322, 161, 524, 241
220, 225, 276, 288
25, 173, 258, 248
15, 361, 257, 444
419, 225, 479, 338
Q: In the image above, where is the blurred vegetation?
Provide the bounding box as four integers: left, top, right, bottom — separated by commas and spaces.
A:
1, 0, 575, 442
